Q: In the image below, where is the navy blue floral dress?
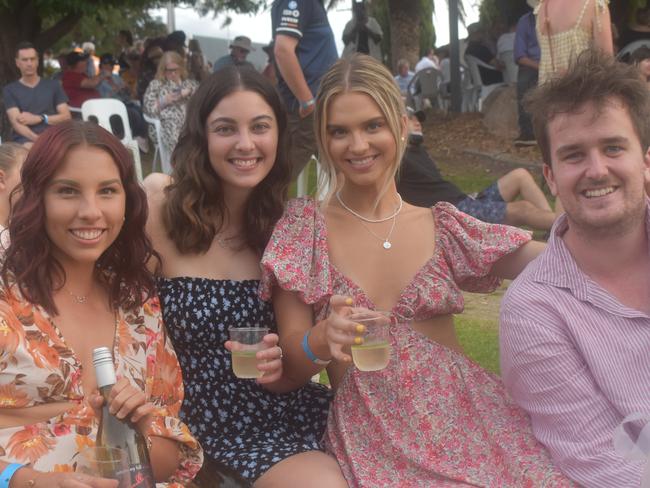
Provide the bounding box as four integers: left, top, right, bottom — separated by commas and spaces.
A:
157, 277, 331, 481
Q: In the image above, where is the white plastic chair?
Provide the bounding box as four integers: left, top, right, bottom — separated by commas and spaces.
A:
296, 157, 329, 201
406, 68, 444, 111
617, 40, 650, 61
498, 50, 518, 84
80, 99, 143, 181
464, 55, 507, 112
143, 114, 172, 174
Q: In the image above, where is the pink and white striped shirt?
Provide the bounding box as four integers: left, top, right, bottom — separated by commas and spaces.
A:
500, 210, 650, 488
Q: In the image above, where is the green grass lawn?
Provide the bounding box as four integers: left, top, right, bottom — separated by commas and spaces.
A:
455, 315, 500, 374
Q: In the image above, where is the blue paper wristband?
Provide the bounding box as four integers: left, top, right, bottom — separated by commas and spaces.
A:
0, 463, 25, 488
301, 330, 331, 366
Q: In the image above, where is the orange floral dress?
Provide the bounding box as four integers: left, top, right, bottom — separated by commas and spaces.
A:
0, 284, 203, 486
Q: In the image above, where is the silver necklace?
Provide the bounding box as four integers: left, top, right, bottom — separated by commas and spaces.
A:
336, 191, 403, 223
66, 288, 87, 304
359, 214, 398, 249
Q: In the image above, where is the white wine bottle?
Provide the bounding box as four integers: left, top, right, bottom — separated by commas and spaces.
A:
93, 346, 156, 488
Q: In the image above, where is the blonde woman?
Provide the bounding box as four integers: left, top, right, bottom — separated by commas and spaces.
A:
261, 54, 572, 486
535, 0, 613, 84
143, 50, 198, 158
0, 143, 27, 234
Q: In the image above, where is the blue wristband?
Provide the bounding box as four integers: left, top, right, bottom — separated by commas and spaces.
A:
299, 98, 315, 111
0, 463, 24, 488
301, 330, 331, 366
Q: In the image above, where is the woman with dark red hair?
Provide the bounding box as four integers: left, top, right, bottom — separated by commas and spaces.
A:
0, 121, 202, 487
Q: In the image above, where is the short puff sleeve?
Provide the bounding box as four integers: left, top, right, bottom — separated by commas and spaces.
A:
434, 202, 532, 293
260, 197, 332, 305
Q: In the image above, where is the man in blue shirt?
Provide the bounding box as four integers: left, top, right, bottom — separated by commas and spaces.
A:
3, 42, 70, 145
272, 0, 338, 177
393, 59, 414, 96
514, 1, 540, 146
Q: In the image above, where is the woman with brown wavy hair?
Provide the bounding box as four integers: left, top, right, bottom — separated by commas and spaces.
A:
144, 65, 335, 487
0, 120, 202, 487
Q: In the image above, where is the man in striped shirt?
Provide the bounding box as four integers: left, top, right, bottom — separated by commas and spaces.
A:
500, 49, 650, 487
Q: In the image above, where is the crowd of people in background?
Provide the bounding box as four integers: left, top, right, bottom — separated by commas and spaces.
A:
1, 0, 650, 487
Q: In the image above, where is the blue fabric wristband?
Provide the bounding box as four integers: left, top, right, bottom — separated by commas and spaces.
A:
301, 330, 331, 366
0, 463, 25, 488
299, 98, 315, 111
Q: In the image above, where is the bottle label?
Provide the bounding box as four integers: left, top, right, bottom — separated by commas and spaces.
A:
116, 464, 155, 488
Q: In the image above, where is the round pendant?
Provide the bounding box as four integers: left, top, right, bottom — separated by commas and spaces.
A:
383, 241, 392, 249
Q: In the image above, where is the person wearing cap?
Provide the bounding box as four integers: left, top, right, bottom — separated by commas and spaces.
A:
97, 53, 130, 100
261, 41, 277, 84
397, 108, 561, 231
213, 35, 256, 73
97, 53, 150, 153
271, 0, 338, 177
61, 49, 108, 108
3, 41, 70, 145
514, 0, 541, 146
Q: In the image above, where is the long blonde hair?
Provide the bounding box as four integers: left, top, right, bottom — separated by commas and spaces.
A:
314, 53, 407, 203
0, 142, 27, 175
155, 50, 188, 81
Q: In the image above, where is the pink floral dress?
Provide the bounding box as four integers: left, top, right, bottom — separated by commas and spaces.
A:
0, 283, 203, 486
260, 198, 573, 487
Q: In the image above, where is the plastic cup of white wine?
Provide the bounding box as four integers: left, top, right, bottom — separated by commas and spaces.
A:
77, 446, 129, 486
228, 327, 269, 379
349, 310, 391, 372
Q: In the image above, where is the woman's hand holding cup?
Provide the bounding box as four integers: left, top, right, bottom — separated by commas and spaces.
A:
323, 295, 365, 363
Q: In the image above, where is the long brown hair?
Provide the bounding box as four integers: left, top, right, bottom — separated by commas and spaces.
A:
2, 121, 158, 314
163, 66, 290, 254
526, 49, 650, 165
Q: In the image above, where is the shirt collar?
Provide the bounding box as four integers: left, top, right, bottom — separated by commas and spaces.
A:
532, 200, 650, 303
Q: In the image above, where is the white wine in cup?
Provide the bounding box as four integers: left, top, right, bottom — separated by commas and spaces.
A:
77, 446, 130, 486
350, 310, 391, 372
228, 327, 270, 379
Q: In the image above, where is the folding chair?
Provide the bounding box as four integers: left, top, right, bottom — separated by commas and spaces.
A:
143, 114, 172, 175
617, 40, 650, 62
464, 55, 507, 112
406, 68, 444, 111
81, 98, 143, 181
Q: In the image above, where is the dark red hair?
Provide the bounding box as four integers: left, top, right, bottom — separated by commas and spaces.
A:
2, 120, 159, 314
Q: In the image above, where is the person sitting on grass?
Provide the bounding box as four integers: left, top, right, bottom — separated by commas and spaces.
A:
397, 108, 562, 231
260, 53, 571, 487
500, 48, 650, 488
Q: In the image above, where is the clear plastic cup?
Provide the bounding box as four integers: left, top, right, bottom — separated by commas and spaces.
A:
228, 327, 269, 379
349, 310, 391, 372
77, 446, 129, 486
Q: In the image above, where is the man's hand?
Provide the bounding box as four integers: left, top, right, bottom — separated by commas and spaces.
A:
16, 111, 42, 126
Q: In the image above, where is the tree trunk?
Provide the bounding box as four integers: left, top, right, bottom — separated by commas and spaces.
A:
387, 0, 421, 72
